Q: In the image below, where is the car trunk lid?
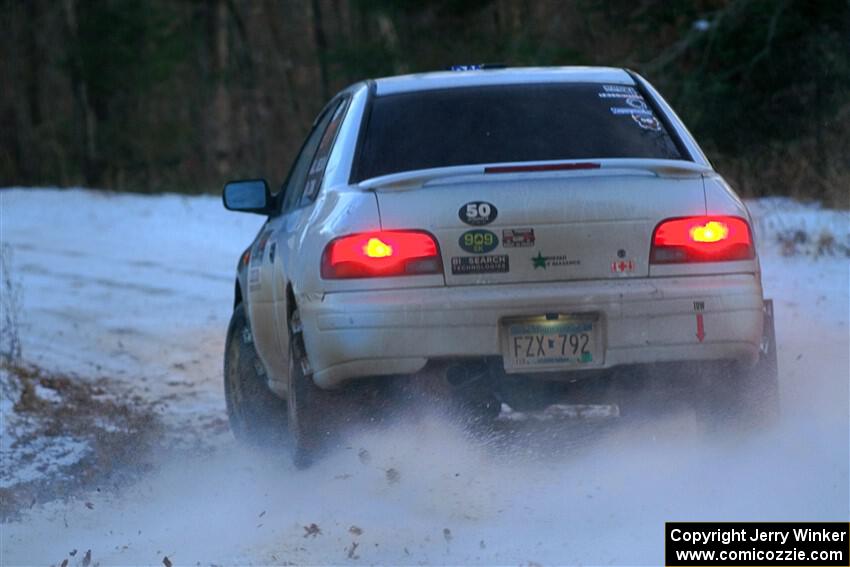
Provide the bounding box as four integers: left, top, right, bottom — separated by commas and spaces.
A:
368, 163, 708, 286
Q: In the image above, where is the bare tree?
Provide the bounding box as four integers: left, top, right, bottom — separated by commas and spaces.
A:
61, 0, 99, 186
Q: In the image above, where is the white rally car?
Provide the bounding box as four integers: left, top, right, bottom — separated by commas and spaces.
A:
222, 66, 778, 464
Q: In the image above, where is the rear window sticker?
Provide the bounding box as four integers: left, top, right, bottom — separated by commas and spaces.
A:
502, 228, 535, 248
600, 86, 662, 129
451, 255, 509, 275
601, 85, 638, 95
598, 92, 640, 99
624, 97, 649, 110
610, 107, 653, 116
632, 114, 662, 131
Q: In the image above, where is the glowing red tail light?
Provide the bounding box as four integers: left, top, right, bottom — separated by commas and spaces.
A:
650, 216, 755, 264
321, 230, 443, 279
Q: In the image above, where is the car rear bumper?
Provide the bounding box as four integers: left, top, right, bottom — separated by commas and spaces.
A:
298, 274, 764, 389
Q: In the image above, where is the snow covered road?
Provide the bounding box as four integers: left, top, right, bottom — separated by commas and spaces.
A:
1, 188, 847, 565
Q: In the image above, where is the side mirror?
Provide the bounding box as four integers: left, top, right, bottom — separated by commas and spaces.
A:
222, 179, 274, 214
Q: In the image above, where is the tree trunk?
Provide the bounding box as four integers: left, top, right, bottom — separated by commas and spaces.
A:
310, 0, 330, 102
212, 0, 232, 179
61, 0, 99, 186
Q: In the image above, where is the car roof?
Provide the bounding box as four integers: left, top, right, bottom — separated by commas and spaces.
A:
372, 66, 634, 96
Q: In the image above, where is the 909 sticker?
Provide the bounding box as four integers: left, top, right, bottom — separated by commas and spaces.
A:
459, 229, 498, 254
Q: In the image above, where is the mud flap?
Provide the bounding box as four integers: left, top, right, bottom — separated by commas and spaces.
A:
752, 298, 780, 420
761, 300, 776, 358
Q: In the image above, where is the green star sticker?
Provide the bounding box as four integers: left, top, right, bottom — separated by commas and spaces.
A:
532, 251, 547, 269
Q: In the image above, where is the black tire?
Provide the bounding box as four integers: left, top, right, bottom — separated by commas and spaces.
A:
287, 308, 355, 468
696, 301, 780, 430
224, 304, 288, 447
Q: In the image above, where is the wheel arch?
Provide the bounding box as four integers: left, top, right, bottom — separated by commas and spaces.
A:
234, 279, 243, 309
285, 281, 297, 323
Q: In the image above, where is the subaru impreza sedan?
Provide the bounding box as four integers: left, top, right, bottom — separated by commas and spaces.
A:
222, 66, 778, 465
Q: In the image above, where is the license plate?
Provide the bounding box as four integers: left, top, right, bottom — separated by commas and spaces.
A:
502, 315, 601, 372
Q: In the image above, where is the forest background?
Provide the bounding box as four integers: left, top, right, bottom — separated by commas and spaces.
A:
2, 0, 848, 206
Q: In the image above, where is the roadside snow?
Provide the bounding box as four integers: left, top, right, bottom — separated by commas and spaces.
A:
0, 188, 262, 378
0, 187, 847, 565
0, 435, 89, 490
33, 384, 62, 403
1, 188, 260, 506
0, 369, 92, 490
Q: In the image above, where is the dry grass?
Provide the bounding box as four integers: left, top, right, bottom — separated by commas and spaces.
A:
712, 105, 850, 209
0, 243, 23, 363
0, 362, 163, 521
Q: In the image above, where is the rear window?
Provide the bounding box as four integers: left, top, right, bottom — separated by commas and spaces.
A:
354, 83, 685, 181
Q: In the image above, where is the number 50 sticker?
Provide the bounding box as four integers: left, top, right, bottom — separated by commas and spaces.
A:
459, 201, 498, 226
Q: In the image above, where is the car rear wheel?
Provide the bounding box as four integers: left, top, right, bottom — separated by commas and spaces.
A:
696, 301, 780, 430
224, 304, 288, 447
287, 308, 355, 468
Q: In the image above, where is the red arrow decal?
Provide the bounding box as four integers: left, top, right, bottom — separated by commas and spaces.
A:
696, 313, 705, 342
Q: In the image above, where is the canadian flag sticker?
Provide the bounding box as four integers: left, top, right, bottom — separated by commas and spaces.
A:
611, 260, 635, 273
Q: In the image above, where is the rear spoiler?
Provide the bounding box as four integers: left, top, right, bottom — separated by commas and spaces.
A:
358, 159, 715, 191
